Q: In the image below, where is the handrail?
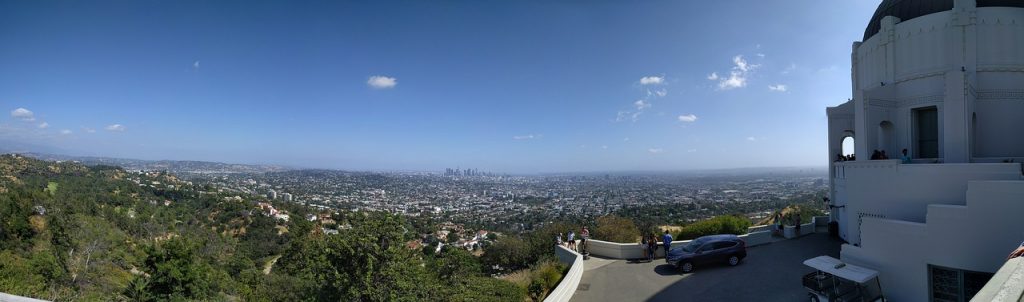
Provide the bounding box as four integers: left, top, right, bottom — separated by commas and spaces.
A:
544, 245, 584, 302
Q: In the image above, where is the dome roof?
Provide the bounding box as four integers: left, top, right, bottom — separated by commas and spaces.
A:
863, 0, 1024, 41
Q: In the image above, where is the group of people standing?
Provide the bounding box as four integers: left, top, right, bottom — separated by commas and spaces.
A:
836, 148, 912, 164
556, 226, 590, 254
639, 230, 674, 262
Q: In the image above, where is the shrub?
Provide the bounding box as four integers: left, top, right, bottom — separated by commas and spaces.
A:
675, 215, 752, 240
593, 215, 640, 243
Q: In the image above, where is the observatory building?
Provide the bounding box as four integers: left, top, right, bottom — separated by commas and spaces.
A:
826, 0, 1024, 300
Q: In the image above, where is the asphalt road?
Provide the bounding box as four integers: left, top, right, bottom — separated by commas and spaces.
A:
569, 233, 842, 302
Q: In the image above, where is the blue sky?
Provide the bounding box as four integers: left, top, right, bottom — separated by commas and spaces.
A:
0, 1, 878, 173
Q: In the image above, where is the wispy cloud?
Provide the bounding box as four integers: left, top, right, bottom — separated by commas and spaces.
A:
11, 108, 35, 121
38, 122, 49, 129
634, 100, 651, 110
83, 127, 96, 133
59, 129, 72, 135
768, 84, 788, 92
513, 134, 542, 140
193, 60, 200, 69
639, 76, 664, 85
710, 55, 759, 90
616, 100, 653, 122
105, 124, 126, 132
601, 145, 608, 149
746, 136, 758, 141
687, 149, 697, 153
677, 114, 698, 123
648, 148, 665, 154
653, 89, 667, 97
367, 76, 397, 89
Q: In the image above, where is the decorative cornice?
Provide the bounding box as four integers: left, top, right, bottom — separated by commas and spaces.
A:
895, 70, 945, 84
977, 65, 1024, 73
976, 90, 1024, 100
868, 99, 898, 108
902, 94, 944, 106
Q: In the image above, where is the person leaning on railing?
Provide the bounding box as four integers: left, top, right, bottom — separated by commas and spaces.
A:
1009, 241, 1024, 260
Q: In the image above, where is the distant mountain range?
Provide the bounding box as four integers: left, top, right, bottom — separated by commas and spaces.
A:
12, 152, 291, 174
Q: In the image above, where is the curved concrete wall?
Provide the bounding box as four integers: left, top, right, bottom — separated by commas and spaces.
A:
544, 245, 584, 302
584, 228, 775, 260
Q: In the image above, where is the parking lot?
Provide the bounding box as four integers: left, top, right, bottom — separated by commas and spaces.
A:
569, 233, 843, 302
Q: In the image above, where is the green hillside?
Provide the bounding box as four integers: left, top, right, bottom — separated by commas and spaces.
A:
0, 154, 524, 301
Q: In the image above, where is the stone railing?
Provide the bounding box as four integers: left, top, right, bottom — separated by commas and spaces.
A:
0, 293, 49, 302
972, 256, 1024, 301
544, 244, 584, 302
583, 229, 774, 260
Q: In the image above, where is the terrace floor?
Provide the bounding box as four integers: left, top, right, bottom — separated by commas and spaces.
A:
569, 232, 842, 302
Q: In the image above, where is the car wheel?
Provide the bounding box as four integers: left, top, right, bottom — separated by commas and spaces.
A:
727, 255, 740, 266
807, 293, 820, 302
679, 262, 694, 273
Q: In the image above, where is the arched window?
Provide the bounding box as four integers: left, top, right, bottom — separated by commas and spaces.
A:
842, 136, 855, 158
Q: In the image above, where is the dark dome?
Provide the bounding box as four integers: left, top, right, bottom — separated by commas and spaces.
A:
863, 0, 1024, 41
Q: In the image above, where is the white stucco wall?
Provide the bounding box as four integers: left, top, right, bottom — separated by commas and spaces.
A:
840, 180, 1024, 302
545, 245, 584, 302
840, 5, 1024, 165
833, 160, 1020, 244
829, 2, 1024, 300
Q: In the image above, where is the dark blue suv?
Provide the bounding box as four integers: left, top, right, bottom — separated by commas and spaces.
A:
666, 234, 747, 273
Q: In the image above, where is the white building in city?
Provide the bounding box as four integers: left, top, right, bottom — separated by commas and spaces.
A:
826, 1, 1024, 301
281, 192, 293, 202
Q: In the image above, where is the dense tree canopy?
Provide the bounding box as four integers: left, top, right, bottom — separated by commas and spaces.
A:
0, 155, 528, 301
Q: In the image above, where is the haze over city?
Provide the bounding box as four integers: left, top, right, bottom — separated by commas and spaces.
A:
1, 1, 877, 172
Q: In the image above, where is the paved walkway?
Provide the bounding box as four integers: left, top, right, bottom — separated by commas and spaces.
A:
569, 233, 842, 302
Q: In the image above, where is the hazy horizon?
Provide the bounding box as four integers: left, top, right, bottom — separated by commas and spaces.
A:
1, 1, 877, 173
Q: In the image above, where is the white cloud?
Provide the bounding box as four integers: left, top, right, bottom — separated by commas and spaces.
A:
367, 76, 397, 89
768, 84, 788, 92
83, 127, 96, 133
105, 124, 126, 132
59, 129, 72, 135
634, 100, 651, 110
712, 55, 760, 90
615, 111, 636, 122
11, 108, 35, 121
654, 89, 667, 97
623, 137, 630, 142
677, 114, 698, 123
601, 145, 608, 149
38, 122, 49, 129
746, 136, 757, 141
513, 134, 542, 140
687, 149, 697, 153
193, 60, 200, 69
616, 100, 652, 122
639, 76, 664, 85
648, 148, 665, 154
756, 53, 766, 58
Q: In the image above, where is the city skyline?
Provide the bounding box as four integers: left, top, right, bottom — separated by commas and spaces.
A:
1, 1, 878, 173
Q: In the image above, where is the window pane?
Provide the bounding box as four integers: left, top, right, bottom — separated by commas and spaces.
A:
963, 271, 994, 300
930, 266, 960, 302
